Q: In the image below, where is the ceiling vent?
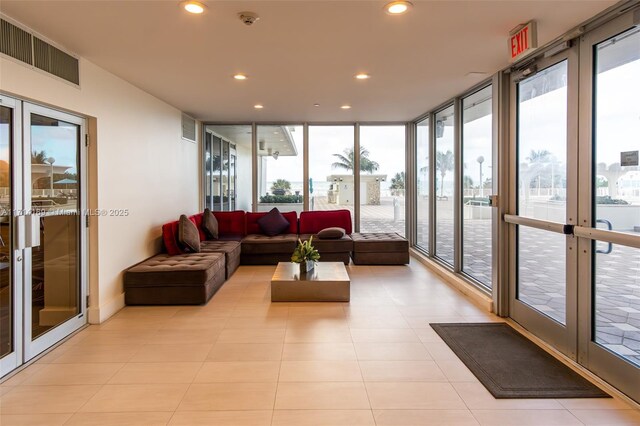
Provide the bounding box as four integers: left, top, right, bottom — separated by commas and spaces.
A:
181, 113, 197, 142
0, 16, 80, 86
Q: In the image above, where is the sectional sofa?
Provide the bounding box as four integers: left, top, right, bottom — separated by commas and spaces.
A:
123, 209, 408, 305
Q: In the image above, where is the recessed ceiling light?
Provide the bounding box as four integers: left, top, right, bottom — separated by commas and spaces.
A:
384, 1, 412, 15
313, 103, 320, 107
254, 104, 264, 109
341, 105, 351, 110
233, 74, 247, 80
182, 1, 206, 14
355, 73, 370, 80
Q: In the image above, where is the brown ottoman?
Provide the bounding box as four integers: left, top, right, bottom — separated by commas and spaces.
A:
240, 234, 298, 265
124, 252, 226, 305
350, 233, 410, 265
201, 240, 241, 279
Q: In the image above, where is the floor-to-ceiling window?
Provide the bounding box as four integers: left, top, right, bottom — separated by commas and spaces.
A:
308, 126, 355, 222
461, 85, 493, 287
359, 125, 405, 236
416, 118, 430, 251
257, 125, 303, 213
434, 105, 456, 265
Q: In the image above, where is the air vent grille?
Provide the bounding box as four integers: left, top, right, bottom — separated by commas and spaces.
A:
0, 17, 79, 86
0, 18, 33, 65
33, 37, 79, 85
182, 114, 197, 142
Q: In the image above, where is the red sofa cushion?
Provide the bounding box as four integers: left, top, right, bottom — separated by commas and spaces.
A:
213, 210, 246, 237
246, 210, 298, 235
188, 213, 207, 241
162, 220, 182, 255
299, 210, 353, 235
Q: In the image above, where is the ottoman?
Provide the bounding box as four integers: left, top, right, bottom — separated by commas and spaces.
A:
201, 240, 241, 279
350, 232, 410, 265
124, 252, 226, 305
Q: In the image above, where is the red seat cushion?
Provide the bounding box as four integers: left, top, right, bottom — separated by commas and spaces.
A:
162, 220, 182, 255
213, 210, 246, 237
299, 210, 352, 234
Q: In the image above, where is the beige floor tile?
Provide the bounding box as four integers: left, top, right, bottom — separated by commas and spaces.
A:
350, 328, 419, 343
73, 330, 151, 346
0, 364, 46, 386
272, 409, 375, 426
435, 359, 478, 382
93, 317, 168, 331
0, 413, 72, 425
347, 316, 410, 329
452, 382, 564, 409
471, 409, 582, 426
224, 316, 288, 329
178, 382, 277, 411
146, 329, 220, 345
0, 385, 101, 414
207, 343, 284, 361
130, 344, 213, 362
365, 382, 466, 409
284, 327, 352, 343
354, 342, 431, 360
217, 328, 286, 343
279, 361, 362, 382
79, 384, 189, 412
423, 341, 461, 360
373, 409, 480, 426
108, 362, 202, 384
558, 398, 633, 410
287, 316, 350, 329
231, 305, 289, 318
169, 410, 273, 425
360, 360, 447, 382
194, 361, 280, 382
50, 344, 140, 363
570, 409, 640, 425
159, 317, 228, 331
65, 412, 172, 425
413, 326, 444, 343
20, 363, 123, 385
275, 382, 370, 409
282, 343, 357, 360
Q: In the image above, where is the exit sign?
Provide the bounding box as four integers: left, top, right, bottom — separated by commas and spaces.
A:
509, 21, 537, 62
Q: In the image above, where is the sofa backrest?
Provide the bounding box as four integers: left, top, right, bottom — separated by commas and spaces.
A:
189, 210, 246, 239
245, 211, 298, 235
299, 209, 353, 234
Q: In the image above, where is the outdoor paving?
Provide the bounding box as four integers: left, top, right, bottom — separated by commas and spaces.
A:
315, 196, 640, 367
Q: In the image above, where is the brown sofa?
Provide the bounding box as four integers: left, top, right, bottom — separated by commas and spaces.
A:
240, 211, 299, 265
298, 210, 354, 264
350, 232, 410, 265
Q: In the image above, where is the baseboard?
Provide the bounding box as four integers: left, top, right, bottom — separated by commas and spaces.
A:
410, 249, 493, 312
87, 292, 126, 324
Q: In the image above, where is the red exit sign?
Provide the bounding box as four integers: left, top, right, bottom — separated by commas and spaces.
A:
509, 21, 537, 62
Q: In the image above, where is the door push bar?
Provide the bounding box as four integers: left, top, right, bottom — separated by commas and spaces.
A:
595, 219, 613, 255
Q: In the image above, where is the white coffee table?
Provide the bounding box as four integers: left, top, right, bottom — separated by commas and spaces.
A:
271, 262, 350, 302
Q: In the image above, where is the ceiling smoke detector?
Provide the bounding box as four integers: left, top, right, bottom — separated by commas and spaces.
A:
239, 12, 260, 26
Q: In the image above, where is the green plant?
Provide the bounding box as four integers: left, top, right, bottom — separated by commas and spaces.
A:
331, 146, 380, 174
271, 179, 291, 195
291, 237, 320, 263
259, 194, 302, 203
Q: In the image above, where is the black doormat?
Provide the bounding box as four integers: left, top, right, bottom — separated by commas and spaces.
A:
430, 323, 610, 399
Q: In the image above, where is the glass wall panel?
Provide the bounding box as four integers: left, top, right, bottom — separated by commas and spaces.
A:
0, 106, 12, 359
359, 126, 405, 236
592, 27, 640, 366
434, 105, 455, 265
416, 118, 430, 251
257, 125, 303, 213
462, 86, 493, 287
204, 125, 252, 212
309, 126, 355, 222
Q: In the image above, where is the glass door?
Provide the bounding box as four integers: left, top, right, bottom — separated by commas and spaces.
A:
0, 95, 22, 376
507, 46, 579, 357
22, 103, 86, 361
577, 14, 640, 402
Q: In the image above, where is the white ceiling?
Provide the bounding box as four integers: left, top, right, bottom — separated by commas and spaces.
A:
0, 0, 617, 122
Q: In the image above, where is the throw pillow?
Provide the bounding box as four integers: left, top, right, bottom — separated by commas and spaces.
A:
318, 227, 346, 239
178, 214, 201, 252
203, 208, 219, 240
257, 208, 290, 236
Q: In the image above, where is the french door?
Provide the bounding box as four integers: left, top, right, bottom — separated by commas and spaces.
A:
507, 9, 640, 402
0, 96, 87, 377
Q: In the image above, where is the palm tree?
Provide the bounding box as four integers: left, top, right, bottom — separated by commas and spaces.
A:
389, 172, 405, 195
332, 146, 379, 174
31, 150, 48, 164
271, 179, 291, 195
436, 150, 454, 198
463, 175, 474, 190
526, 149, 551, 194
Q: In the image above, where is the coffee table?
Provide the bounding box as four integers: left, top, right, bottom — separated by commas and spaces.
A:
271, 262, 350, 302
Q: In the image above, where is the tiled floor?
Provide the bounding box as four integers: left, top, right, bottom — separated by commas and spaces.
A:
2, 261, 640, 425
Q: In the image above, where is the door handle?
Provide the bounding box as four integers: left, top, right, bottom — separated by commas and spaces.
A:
595, 219, 613, 254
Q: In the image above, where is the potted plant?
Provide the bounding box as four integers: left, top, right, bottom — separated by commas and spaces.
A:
291, 237, 320, 274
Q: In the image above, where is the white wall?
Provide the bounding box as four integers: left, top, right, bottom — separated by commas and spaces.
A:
235, 142, 252, 211
0, 56, 200, 322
